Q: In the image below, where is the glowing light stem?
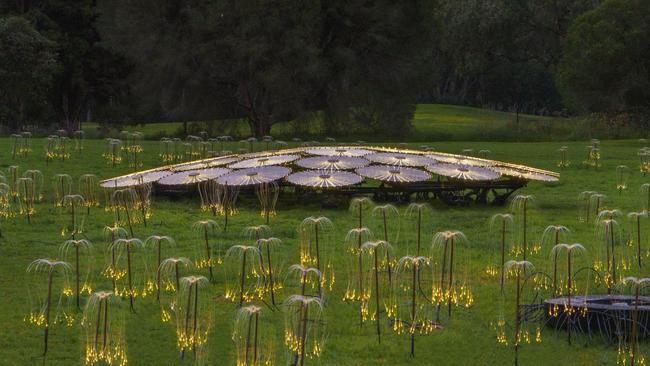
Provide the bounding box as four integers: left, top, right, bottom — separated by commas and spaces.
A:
410, 260, 417, 357
500, 220, 506, 293
552, 231, 559, 297
193, 283, 199, 356
239, 251, 247, 307
382, 211, 393, 286
610, 223, 617, 288
373, 246, 381, 344
204, 228, 213, 280
635, 215, 642, 268
156, 243, 162, 301
43, 269, 53, 356
127, 244, 134, 312
437, 238, 448, 323
416, 209, 421, 256
299, 301, 309, 366
265, 242, 276, 306
358, 231, 363, 327
23, 179, 31, 224
75, 244, 80, 309
182, 282, 193, 359
514, 267, 521, 366
522, 200, 528, 262
103, 299, 108, 350
567, 251, 573, 345
94, 298, 102, 350
314, 225, 322, 294
447, 237, 455, 317
631, 283, 640, 366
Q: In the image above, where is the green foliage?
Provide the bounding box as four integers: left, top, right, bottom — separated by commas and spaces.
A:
0, 16, 56, 130
557, 0, 650, 113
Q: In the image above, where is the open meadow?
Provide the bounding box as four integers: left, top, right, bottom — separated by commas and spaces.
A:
0, 131, 648, 366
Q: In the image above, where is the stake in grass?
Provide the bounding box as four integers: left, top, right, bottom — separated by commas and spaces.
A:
372, 204, 399, 285
343, 227, 373, 326
102, 226, 128, 291
627, 212, 647, 268
52, 173, 73, 208
393, 256, 435, 357
510, 195, 534, 260
405, 203, 430, 256
145, 235, 175, 301
225, 245, 262, 306
299, 217, 334, 291
503, 260, 536, 366
550, 243, 585, 344
431, 230, 473, 321
541, 225, 571, 296
361, 240, 393, 344
255, 182, 279, 224
616, 165, 630, 192
255, 237, 282, 307
82, 291, 127, 366
284, 295, 325, 366
60, 239, 93, 309
176, 275, 210, 360
233, 305, 274, 366
26, 258, 71, 356
193, 220, 220, 280
60, 194, 86, 238
618, 277, 650, 366
109, 238, 149, 312
489, 213, 514, 292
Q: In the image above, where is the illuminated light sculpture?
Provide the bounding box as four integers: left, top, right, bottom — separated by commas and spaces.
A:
52, 173, 73, 208
176, 275, 210, 361
510, 195, 535, 261
393, 255, 436, 356
426, 163, 500, 181
372, 204, 399, 287
343, 227, 373, 325
225, 245, 263, 306
299, 217, 334, 293
192, 220, 220, 280
233, 305, 274, 366
365, 152, 434, 167
79, 174, 100, 213
22, 169, 43, 202
550, 243, 586, 345
144, 235, 176, 301
356, 165, 431, 183
26, 258, 72, 356
489, 213, 515, 292
542, 225, 571, 296
109, 238, 150, 312
102, 225, 128, 292
16, 177, 36, 223
284, 295, 325, 366
295, 156, 369, 171
61, 239, 93, 309
287, 170, 363, 188
361, 240, 394, 343
82, 291, 127, 366
430, 230, 473, 322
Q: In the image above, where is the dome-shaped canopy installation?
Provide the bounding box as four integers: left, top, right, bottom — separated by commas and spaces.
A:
426, 153, 495, 167
365, 152, 434, 167
216, 166, 291, 186
425, 163, 501, 181
356, 165, 431, 183
305, 147, 374, 157
286, 170, 363, 188
489, 166, 559, 182
171, 156, 240, 172
100, 169, 170, 188
157, 167, 231, 186
295, 156, 370, 170
228, 154, 300, 169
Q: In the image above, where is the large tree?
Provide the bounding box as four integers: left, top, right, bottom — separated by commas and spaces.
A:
557, 0, 650, 113
99, 0, 433, 138
0, 16, 56, 131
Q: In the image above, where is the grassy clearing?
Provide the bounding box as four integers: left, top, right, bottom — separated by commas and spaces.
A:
82, 104, 588, 142
0, 137, 648, 365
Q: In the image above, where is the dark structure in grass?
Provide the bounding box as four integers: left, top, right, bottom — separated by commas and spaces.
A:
101, 145, 559, 206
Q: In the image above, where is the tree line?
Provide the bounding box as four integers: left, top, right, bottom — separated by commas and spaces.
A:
1, 0, 648, 137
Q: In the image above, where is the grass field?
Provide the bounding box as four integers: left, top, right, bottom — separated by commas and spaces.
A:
0, 135, 648, 365
83, 104, 589, 142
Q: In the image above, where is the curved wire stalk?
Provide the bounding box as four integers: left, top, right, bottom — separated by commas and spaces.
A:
225, 245, 263, 306
82, 291, 127, 366
26, 259, 71, 356
255, 238, 282, 307
343, 227, 373, 326
284, 295, 325, 366
541, 225, 570, 296
103, 226, 128, 292
372, 204, 399, 286
405, 203, 430, 256
431, 230, 472, 321
510, 195, 534, 261
60, 239, 93, 309
550, 244, 586, 344
109, 238, 148, 312
299, 217, 333, 292
193, 220, 220, 280
233, 305, 274, 366
255, 182, 279, 224
145, 235, 175, 301
60, 194, 86, 238
490, 213, 514, 292
176, 275, 210, 360
503, 260, 535, 366
52, 174, 72, 208
349, 197, 374, 228
361, 240, 393, 344
619, 277, 650, 366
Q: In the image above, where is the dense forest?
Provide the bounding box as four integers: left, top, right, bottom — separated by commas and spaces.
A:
1, 0, 649, 137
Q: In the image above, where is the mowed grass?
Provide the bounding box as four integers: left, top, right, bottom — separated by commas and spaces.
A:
0, 137, 648, 366
83, 104, 583, 142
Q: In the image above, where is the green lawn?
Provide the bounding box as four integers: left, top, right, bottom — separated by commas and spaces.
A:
0, 137, 648, 365
83, 104, 587, 142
